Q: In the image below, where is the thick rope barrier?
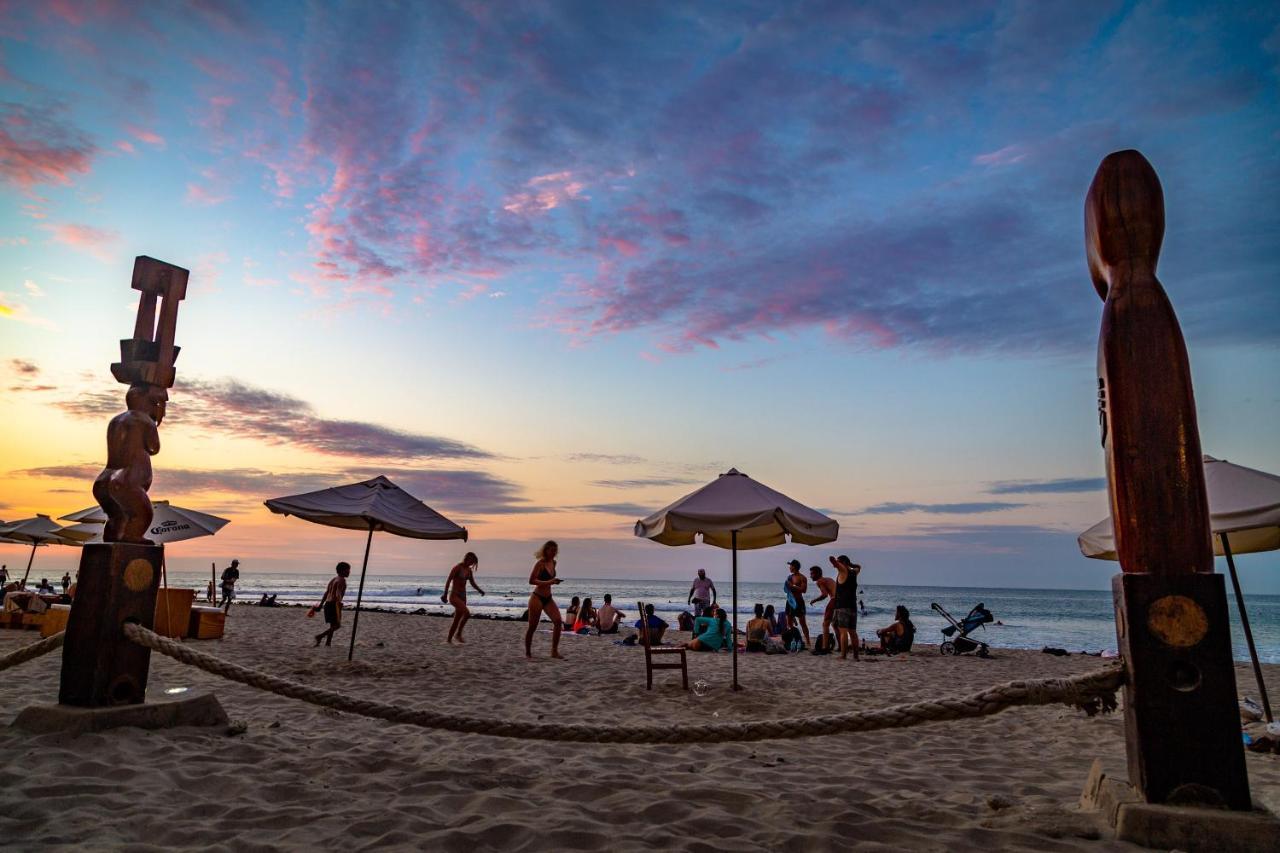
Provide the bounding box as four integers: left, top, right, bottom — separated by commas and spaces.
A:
125, 623, 1124, 744
0, 631, 64, 672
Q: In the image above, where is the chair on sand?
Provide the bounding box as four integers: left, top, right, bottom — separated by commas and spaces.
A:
637, 600, 688, 691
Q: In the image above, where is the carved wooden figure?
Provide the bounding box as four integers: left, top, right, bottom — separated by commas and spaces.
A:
1088, 150, 1250, 809
92, 382, 167, 544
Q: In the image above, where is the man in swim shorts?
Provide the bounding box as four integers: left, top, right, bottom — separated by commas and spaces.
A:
784, 559, 809, 649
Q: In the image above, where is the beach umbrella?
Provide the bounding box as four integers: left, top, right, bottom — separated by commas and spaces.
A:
635, 468, 839, 690
264, 475, 468, 660
57, 501, 230, 545
0, 514, 70, 587
1078, 455, 1280, 722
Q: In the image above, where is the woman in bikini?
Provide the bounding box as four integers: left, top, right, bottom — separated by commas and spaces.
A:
525, 540, 564, 659
442, 552, 483, 644
573, 597, 595, 633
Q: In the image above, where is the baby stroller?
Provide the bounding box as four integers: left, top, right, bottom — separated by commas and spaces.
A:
931, 602, 994, 657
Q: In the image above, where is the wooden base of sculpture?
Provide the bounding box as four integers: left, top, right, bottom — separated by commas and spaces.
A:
59, 543, 163, 707
1113, 572, 1250, 810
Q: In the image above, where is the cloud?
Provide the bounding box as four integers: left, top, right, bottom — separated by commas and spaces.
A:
590, 477, 700, 489
11, 463, 541, 518
43, 222, 119, 261
10, 358, 39, 375
53, 376, 491, 463
571, 502, 653, 517
853, 501, 1028, 515
0, 101, 96, 189
565, 453, 647, 465
987, 477, 1107, 495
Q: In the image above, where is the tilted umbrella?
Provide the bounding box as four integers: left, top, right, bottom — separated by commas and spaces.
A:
58, 500, 230, 545
635, 468, 839, 690
0, 514, 70, 587
1079, 455, 1280, 721
264, 475, 468, 660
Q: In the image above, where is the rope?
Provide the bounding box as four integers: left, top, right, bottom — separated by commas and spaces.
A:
125, 623, 1123, 744
0, 631, 64, 672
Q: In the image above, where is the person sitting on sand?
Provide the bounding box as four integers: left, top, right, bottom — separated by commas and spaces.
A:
257, 593, 278, 607
308, 561, 350, 647
764, 604, 782, 636
442, 552, 483, 644
686, 607, 730, 652
572, 596, 595, 633
746, 603, 770, 653
872, 605, 916, 654
596, 594, 624, 634
634, 603, 668, 644
564, 595, 581, 629
525, 541, 565, 659
36, 578, 55, 594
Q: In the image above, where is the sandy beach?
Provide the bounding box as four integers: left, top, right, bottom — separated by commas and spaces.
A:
2, 607, 1278, 851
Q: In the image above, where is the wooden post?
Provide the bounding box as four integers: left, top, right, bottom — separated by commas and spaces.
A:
1089, 150, 1250, 809
59, 543, 163, 706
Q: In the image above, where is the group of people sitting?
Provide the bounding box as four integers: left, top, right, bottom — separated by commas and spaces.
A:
743, 602, 916, 656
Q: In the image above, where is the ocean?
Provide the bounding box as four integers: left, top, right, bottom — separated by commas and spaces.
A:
169, 570, 1280, 664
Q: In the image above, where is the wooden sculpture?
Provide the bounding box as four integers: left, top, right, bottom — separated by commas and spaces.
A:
60, 256, 188, 707
1088, 150, 1250, 809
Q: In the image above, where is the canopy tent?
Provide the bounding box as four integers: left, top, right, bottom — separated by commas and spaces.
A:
635, 468, 839, 689
265, 475, 468, 660
57, 501, 230, 545
1079, 455, 1280, 722
0, 514, 70, 587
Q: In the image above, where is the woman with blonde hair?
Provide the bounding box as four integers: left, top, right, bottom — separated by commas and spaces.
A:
442, 552, 483, 644
525, 540, 564, 659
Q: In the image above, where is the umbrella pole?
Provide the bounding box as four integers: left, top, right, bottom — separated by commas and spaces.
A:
731, 530, 739, 691
347, 524, 375, 662
1222, 533, 1271, 723
21, 540, 37, 587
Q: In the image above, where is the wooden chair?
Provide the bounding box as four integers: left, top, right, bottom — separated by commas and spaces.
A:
637, 601, 688, 690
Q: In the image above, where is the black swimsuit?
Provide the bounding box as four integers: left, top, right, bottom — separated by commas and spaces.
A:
533, 564, 554, 604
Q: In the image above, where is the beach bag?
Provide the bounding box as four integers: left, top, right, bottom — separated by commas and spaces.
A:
811, 633, 834, 655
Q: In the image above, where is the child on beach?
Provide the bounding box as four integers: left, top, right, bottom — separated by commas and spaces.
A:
308, 561, 350, 647
442, 552, 483, 644
525, 541, 565, 659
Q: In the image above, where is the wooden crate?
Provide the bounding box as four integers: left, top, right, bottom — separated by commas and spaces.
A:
154, 588, 195, 638
40, 604, 71, 638
187, 606, 225, 640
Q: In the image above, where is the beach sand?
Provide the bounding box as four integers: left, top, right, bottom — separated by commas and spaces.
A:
2, 607, 1278, 851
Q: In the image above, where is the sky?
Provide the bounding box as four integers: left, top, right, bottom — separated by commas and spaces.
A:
1, 1, 1278, 591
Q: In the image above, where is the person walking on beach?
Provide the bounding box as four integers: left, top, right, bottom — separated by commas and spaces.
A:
60, 572, 71, 594
785, 560, 809, 649
442, 552, 483, 644
808, 564, 836, 652
525, 540, 565, 659
829, 555, 861, 660
687, 568, 717, 617
309, 561, 350, 647
206, 580, 215, 603
219, 559, 240, 612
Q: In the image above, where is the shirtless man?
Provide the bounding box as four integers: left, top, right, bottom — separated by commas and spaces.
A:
808, 564, 837, 651
785, 560, 810, 648
442, 552, 483, 644
309, 561, 350, 647
596, 594, 625, 634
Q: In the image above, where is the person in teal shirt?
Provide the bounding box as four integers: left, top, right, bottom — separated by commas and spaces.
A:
686, 608, 730, 651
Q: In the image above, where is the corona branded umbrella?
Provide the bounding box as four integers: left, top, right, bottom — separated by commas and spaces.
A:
265, 476, 467, 660
0, 514, 70, 587
635, 468, 839, 689
1079, 455, 1280, 721
58, 501, 230, 545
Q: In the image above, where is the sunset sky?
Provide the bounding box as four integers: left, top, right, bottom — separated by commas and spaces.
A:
2, 1, 1278, 590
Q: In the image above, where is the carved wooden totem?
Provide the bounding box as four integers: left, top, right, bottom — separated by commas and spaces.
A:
1089, 150, 1249, 809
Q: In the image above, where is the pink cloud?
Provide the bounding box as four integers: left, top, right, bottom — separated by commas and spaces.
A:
115, 139, 136, 154
973, 144, 1028, 166
0, 103, 95, 189
126, 124, 165, 146
185, 181, 229, 206
44, 222, 119, 261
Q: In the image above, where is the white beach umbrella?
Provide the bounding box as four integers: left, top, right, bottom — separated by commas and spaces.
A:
265, 475, 468, 660
1078, 455, 1280, 721
57, 500, 231, 545
635, 468, 839, 690
0, 514, 71, 587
